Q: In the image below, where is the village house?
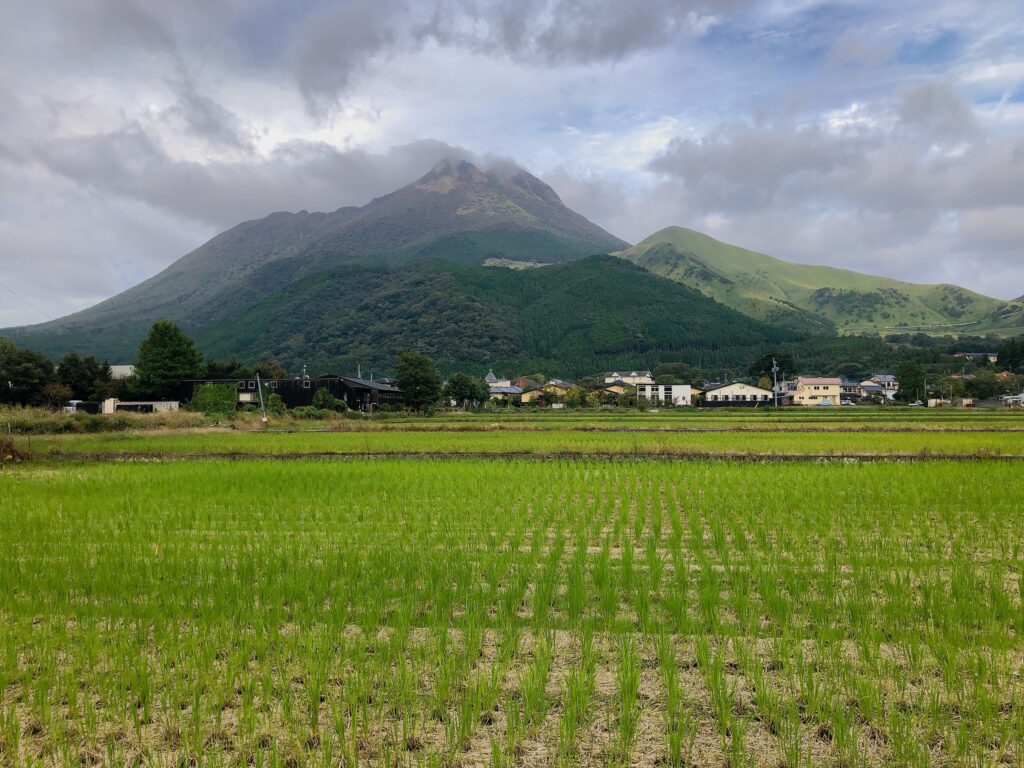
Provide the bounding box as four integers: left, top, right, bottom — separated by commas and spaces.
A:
703, 382, 773, 406
488, 385, 522, 401
484, 370, 513, 388
602, 379, 631, 396
780, 376, 842, 406
517, 379, 544, 404
543, 379, 573, 397
861, 374, 899, 400
602, 370, 655, 386
840, 378, 864, 402
180, 375, 402, 412
637, 383, 692, 406
102, 398, 179, 414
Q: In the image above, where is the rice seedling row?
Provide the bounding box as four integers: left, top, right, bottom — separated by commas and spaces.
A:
2, 459, 1022, 766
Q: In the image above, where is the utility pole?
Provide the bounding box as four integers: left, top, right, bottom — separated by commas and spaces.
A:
771, 357, 780, 408
256, 373, 268, 424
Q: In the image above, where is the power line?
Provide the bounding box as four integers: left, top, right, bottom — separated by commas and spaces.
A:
0, 279, 53, 321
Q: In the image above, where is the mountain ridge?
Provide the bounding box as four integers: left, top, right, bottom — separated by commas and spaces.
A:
3, 159, 1022, 369
616, 226, 1024, 337
3, 157, 627, 361
192, 254, 798, 376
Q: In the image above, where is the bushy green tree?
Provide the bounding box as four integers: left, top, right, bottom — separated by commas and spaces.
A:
265, 392, 286, 416
395, 350, 442, 413
135, 321, 205, 400
190, 383, 238, 418
444, 373, 489, 407
895, 362, 926, 402
312, 387, 346, 412
563, 387, 590, 408
998, 338, 1024, 372
57, 353, 111, 400
0, 337, 54, 405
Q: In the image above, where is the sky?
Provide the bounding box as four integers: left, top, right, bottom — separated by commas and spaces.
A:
1, 0, 1023, 327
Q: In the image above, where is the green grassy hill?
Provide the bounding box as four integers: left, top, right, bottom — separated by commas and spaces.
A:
194, 255, 798, 377
617, 227, 1024, 337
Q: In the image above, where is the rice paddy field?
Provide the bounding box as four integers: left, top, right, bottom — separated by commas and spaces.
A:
2, 410, 1024, 766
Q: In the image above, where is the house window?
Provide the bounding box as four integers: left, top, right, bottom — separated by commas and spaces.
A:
268, 381, 278, 389
303, 380, 311, 389
247, 381, 256, 390
237, 381, 245, 390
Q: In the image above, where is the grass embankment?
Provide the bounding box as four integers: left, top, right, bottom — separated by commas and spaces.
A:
17, 425, 1024, 458
6, 405, 1024, 436
2, 459, 1022, 766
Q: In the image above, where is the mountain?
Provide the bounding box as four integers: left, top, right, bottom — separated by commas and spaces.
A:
191, 255, 797, 376
3, 158, 627, 361
617, 227, 1024, 337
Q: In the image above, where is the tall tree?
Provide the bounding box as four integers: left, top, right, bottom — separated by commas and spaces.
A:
895, 362, 926, 403
395, 351, 442, 413
57, 353, 111, 400
444, 372, 489, 407
998, 338, 1024, 373
135, 321, 205, 400
0, 338, 55, 405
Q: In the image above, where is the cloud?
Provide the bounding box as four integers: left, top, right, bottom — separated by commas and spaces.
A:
290, 1, 405, 118
167, 76, 255, 151
287, 0, 753, 115
32, 128, 476, 228
2, 0, 1024, 327
634, 80, 1024, 297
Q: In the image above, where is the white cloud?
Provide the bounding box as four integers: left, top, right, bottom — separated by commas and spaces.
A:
1, 0, 1023, 327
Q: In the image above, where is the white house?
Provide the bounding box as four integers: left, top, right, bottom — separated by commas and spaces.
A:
602, 370, 655, 386
637, 383, 692, 406
101, 398, 179, 414
109, 364, 135, 380
703, 382, 773, 406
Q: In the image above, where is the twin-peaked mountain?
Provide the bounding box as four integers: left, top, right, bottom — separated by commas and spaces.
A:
3, 157, 1021, 375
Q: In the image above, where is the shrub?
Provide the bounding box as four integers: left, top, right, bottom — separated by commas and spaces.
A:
190, 383, 238, 418
312, 388, 346, 412
291, 406, 327, 420
0, 438, 30, 463
266, 392, 286, 416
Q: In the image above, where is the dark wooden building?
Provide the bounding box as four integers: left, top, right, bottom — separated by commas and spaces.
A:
180, 376, 402, 412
